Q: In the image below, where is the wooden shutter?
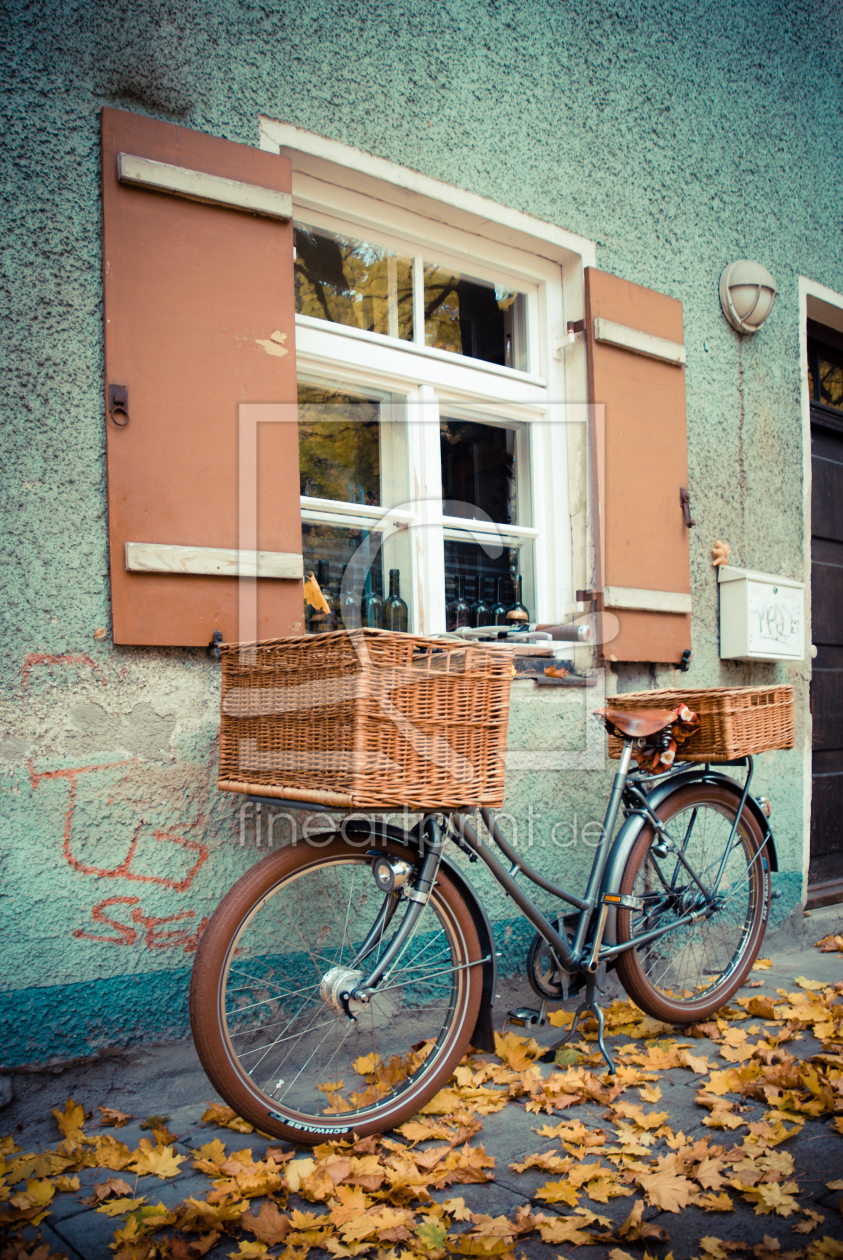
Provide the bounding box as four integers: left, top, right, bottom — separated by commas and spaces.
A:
585, 268, 692, 664
101, 108, 302, 646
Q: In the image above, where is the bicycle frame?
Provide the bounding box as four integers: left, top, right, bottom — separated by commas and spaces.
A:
353, 743, 772, 1001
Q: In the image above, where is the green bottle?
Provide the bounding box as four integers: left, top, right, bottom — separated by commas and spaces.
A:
384, 568, 409, 632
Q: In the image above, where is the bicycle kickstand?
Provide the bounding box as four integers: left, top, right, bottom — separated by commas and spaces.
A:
540, 977, 616, 1075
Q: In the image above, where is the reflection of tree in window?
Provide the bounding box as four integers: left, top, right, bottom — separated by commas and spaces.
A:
298, 384, 381, 506
294, 225, 413, 340
808, 330, 843, 412
819, 356, 843, 409
424, 266, 525, 369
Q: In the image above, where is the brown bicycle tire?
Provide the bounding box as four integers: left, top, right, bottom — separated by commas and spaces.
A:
189, 836, 483, 1144
615, 784, 770, 1024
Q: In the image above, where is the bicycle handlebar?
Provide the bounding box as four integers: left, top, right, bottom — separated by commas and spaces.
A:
534, 621, 592, 642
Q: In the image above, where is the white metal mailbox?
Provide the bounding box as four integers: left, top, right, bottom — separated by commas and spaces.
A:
718, 565, 804, 661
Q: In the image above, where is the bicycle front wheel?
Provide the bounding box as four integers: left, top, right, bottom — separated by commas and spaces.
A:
615, 784, 770, 1024
189, 836, 483, 1144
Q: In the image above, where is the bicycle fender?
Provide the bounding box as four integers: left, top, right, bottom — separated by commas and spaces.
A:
600, 769, 777, 947
338, 819, 498, 1053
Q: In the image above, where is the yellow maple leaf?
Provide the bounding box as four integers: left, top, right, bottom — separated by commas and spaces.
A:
440, 1196, 473, 1220
794, 1209, 826, 1234
753, 958, 773, 970
54, 1173, 81, 1193
611, 1101, 669, 1131
303, 571, 331, 615
129, 1138, 186, 1179
285, 1157, 317, 1192
328, 1184, 371, 1227
585, 1175, 634, 1203
96, 1194, 147, 1217
615, 1198, 671, 1242
52, 1097, 86, 1142
795, 976, 828, 991
90, 1133, 135, 1169
693, 1191, 735, 1211
741, 1180, 801, 1216
493, 1031, 542, 1071
201, 1103, 254, 1133
341, 1204, 414, 1242
536, 1214, 600, 1245
241, 1199, 291, 1245
533, 1178, 579, 1206
639, 1084, 663, 1103
10, 1178, 55, 1212
98, 1106, 132, 1128
637, 1172, 696, 1212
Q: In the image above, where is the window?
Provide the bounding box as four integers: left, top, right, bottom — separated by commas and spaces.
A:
808, 322, 843, 415
277, 143, 578, 636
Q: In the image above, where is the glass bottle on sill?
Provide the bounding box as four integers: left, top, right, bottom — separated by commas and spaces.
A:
448, 574, 470, 631
506, 573, 529, 630
328, 573, 341, 632
469, 576, 491, 628
490, 576, 509, 626
384, 568, 408, 633
362, 569, 384, 629
341, 565, 362, 631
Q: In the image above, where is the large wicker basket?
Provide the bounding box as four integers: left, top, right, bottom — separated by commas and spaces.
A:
607, 684, 794, 762
217, 629, 513, 810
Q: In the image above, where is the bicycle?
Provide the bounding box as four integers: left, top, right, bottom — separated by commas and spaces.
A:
189, 681, 777, 1146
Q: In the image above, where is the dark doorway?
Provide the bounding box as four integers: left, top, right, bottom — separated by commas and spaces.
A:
809, 320, 843, 905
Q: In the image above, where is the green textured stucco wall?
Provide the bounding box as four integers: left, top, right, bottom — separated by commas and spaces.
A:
2, 0, 835, 1065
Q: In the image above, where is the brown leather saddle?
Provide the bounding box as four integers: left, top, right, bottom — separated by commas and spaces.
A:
596, 706, 679, 739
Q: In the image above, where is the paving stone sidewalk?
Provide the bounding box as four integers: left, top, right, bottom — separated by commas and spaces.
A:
2, 906, 842, 1260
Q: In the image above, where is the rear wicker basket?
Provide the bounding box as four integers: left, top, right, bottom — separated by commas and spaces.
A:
218, 628, 513, 810
607, 684, 794, 762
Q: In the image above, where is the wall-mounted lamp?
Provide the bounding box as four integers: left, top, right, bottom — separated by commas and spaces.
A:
719, 260, 777, 334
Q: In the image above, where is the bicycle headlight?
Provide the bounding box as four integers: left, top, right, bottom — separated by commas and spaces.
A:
371, 855, 413, 893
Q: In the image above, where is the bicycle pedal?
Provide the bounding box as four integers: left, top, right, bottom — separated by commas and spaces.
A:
509, 1007, 546, 1027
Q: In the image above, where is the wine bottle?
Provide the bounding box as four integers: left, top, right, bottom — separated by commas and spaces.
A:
327, 569, 341, 631
341, 565, 362, 630
384, 568, 408, 632
362, 569, 384, 629
490, 576, 508, 627
469, 575, 491, 628
506, 573, 529, 629
448, 574, 470, 630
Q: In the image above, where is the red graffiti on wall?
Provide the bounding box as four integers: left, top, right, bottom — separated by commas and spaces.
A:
22, 651, 107, 696
73, 896, 209, 952
29, 760, 210, 892
25, 652, 218, 952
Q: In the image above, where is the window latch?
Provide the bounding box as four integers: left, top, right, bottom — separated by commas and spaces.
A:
108, 384, 129, 427
680, 487, 696, 528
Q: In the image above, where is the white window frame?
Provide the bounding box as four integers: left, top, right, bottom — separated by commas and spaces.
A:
260, 118, 596, 634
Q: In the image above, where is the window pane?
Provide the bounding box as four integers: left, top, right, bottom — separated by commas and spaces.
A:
440, 418, 517, 525
294, 223, 414, 340
302, 522, 386, 633
424, 264, 528, 370
819, 353, 843, 410
298, 383, 381, 506
444, 540, 531, 624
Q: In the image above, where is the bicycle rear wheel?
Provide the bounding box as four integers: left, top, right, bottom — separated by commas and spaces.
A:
615, 784, 770, 1024
189, 835, 483, 1144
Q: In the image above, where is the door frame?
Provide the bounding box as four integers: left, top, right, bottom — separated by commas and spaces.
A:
799, 276, 843, 906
